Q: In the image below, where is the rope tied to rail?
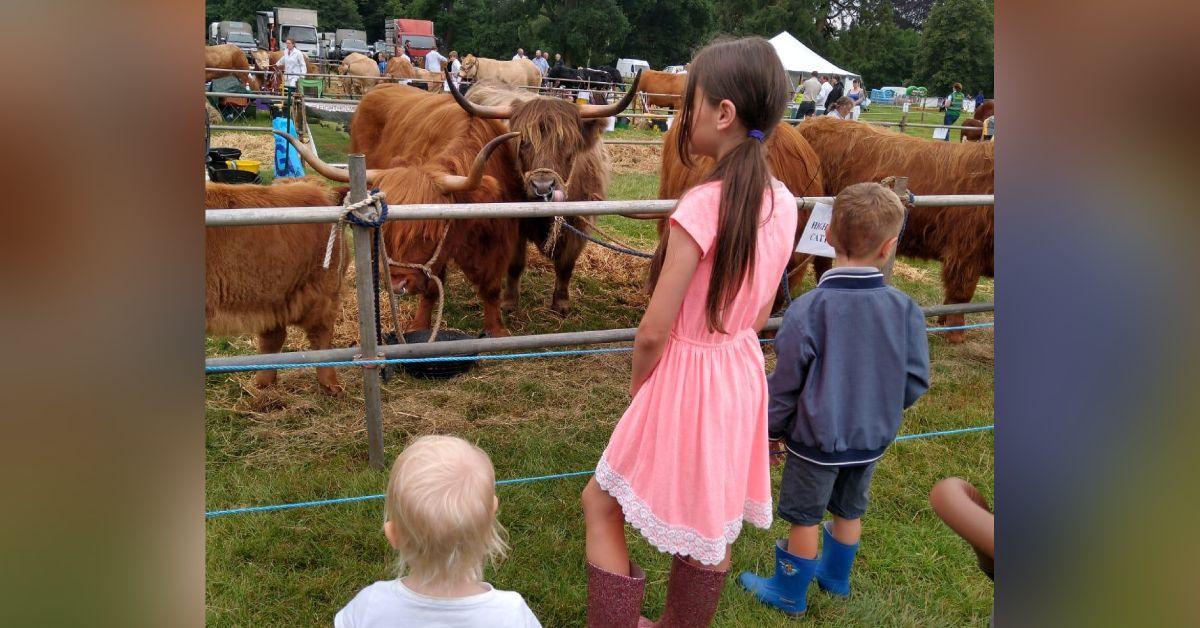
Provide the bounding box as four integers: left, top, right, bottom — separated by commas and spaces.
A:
385, 222, 452, 343
555, 216, 656, 259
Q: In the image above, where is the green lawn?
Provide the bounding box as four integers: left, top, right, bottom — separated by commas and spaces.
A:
206, 126, 994, 625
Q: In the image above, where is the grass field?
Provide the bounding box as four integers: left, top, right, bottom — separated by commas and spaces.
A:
205, 122, 994, 626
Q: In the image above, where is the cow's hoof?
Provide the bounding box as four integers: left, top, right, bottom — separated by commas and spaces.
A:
500, 299, 518, 313
549, 300, 571, 317
252, 372, 277, 389
485, 327, 511, 338
319, 381, 345, 395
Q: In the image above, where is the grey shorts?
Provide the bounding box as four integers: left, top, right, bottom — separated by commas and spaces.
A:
777, 452, 877, 526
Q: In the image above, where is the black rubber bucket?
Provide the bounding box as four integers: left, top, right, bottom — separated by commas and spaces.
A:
209, 168, 259, 184
208, 147, 242, 163
380, 329, 480, 380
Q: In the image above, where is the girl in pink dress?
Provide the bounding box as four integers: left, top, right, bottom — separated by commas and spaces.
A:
581, 37, 799, 627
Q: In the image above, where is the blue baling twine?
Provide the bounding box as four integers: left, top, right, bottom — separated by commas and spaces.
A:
205, 424, 993, 518
204, 321, 993, 374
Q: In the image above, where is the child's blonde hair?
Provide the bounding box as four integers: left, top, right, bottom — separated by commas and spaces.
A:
828, 182, 905, 258
384, 435, 507, 587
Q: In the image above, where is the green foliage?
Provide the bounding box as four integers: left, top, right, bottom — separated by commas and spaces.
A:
617, 0, 715, 67
914, 0, 993, 95
826, 2, 920, 87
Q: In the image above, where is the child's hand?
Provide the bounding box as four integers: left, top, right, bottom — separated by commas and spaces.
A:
770, 439, 786, 465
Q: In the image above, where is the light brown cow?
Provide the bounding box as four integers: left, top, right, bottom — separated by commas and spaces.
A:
637, 69, 686, 110
205, 180, 346, 393
205, 44, 261, 91
338, 52, 382, 96
458, 54, 542, 88
383, 57, 444, 92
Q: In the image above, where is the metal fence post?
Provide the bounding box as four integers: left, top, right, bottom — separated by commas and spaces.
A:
881, 176, 908, 284
899, 110, 908, 135
347, 155, 386, 469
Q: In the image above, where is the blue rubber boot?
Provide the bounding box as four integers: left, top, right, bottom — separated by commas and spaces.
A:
737, 539, 818, 616
814, 520, 859, 596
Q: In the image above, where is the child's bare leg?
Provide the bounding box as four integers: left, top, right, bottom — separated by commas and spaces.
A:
582, 478, 630, 575
829, 515, 862, 545
787, 523, 820, 559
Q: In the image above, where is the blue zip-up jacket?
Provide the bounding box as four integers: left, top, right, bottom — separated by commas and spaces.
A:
767, 267, 930, 465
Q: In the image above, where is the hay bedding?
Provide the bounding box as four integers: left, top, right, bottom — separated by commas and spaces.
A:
607, 144, 661, 174
210, 131, 276, 165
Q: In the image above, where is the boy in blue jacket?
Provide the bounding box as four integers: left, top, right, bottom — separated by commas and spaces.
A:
739, 182, 931, 616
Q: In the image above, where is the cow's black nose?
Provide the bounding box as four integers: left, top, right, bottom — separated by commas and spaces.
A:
530, 176, 557, 198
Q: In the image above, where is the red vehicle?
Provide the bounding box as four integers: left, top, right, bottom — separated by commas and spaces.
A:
385, 19, 436, 61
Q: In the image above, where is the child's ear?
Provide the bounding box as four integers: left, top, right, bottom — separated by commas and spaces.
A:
879, 235, 899, 261
383, 519, 401, 550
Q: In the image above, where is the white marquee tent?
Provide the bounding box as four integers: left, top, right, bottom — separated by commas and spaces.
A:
768, 31, 859, 82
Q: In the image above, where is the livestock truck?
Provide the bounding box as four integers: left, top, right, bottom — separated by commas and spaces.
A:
254, 7, 319, 58
208, 21, 258, 57
333, 28, 371, 61
384, 18, 436, 61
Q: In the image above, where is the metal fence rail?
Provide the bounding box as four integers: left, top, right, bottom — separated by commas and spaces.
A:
205, 195, 995, 227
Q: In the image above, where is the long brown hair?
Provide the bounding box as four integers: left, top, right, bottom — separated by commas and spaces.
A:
649, 37, 789, 333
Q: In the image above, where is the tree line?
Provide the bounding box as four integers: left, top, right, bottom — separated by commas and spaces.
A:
206, 0, 992, 94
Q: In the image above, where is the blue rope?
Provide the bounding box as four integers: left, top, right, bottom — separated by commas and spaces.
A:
204, 322, 993, 374
206, 424, 992, 518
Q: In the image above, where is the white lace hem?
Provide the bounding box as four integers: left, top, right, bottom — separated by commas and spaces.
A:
595, 457, 773, 566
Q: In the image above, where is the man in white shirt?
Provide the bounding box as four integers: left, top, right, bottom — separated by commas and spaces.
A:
274, 38, 307, 90
425, 46, 448, 73
816, 76, 832, 114
448, 51, 462, 84
512, 48, 526, 61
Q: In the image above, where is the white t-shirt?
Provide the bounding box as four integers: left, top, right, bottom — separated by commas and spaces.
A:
275, 48, 307, 87
334, 580, 542, 628
512, 54, 525, 61
426, 50, 448, 73
826, 109, 847, 119
817, 81, 832, 108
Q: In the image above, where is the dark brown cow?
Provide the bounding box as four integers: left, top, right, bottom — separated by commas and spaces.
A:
960, 99, 994, 142
798, 116, 994, 342
461, 79, 614, 315
205, 180, 344, 392
277, 120, 521, 337
658, 122, 827, 300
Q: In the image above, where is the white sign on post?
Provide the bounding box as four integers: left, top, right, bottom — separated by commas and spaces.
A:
795, 202, 836, 258
902, 102, 910, 113
932, 126, 950, 140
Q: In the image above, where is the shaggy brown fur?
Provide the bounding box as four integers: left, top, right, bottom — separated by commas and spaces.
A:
638, 70, 686, 110
383, 57, 444, 92
337, 53, 382, 96
960, 99, 995, 141
205, 181, 345, 392
798, 116, 994, 341
458, 54, 542, 87
465, 80, 612, 314
658, 122, 827, 302
205, 44, 260, 91
348, 84, 525, 335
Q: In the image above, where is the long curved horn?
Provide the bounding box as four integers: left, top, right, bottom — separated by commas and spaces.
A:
270, 130, 384, 184
443, 66, 513, 119
578, 69, 642, 118
433, 131, 519, 193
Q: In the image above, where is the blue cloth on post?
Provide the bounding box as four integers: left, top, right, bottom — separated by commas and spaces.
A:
272, 116, 305, 178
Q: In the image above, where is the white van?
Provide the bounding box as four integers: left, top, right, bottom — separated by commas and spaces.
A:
616, 58, 650, 79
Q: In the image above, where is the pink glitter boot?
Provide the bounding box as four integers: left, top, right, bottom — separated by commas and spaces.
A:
644, 555, 729, 627
587, 561, 646, 628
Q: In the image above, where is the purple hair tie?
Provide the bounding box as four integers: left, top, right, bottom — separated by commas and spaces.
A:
748, 129, 765, 141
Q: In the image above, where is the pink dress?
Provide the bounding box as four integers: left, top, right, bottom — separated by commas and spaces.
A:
596, 178, 798, 565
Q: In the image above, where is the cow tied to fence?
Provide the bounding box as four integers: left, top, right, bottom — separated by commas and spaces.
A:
637, 69, 686, 110
278, 113, 523, 337
338, 52, 382, 96
457, 54, 542, 88
205, 44, 260, 91
959, 99, 995, 141
459, 79, 624, 315
205, 180, 346, 393
798, 116, 994, 342
658, 121, 826, 304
